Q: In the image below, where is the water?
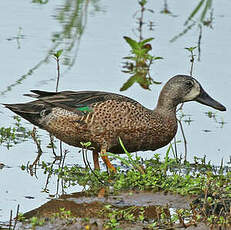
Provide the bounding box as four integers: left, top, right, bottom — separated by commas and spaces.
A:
0, 0, 230, 223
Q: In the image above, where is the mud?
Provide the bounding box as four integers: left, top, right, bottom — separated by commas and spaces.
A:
11, 191, 211, 230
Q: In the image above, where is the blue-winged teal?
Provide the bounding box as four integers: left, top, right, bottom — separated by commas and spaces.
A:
4, 75, 226, 172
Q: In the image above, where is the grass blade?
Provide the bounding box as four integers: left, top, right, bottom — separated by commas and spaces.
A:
184, 0, 205, 25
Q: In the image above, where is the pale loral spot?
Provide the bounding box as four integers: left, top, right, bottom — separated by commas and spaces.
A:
183, 80, 200, 101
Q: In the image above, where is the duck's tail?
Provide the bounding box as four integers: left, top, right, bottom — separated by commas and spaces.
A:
3, 103, 43, 127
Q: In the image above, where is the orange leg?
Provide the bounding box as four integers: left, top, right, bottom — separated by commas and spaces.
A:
100, 149, 116, 173
93, 150, 100, 170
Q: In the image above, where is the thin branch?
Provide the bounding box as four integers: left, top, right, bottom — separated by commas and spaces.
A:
29, 127, 43, 173
59, 139, 63, 158
54, 50, 63, 160
81, 148, 107, 185
49, 133, 57, 157
138, 2, 145, 41
190, 55, 195, 76
82, 148, 88, 169
55, 56, 60, 92
44, 159, 57, 191
13, 204, 20, 230
173, 137, 178, 160
9, 209, 12, 230
178, 119, 187, 162
198, 24, 202, 61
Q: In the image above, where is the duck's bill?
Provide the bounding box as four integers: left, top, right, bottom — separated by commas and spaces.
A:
196, 87, 226, 111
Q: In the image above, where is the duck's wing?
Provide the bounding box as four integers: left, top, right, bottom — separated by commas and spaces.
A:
25, 90, 141, 113
4, 90, 142, 128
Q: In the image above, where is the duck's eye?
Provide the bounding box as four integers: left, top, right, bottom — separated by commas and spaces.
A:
185, 80, 194, 88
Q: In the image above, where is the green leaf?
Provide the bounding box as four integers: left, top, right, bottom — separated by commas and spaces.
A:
123, 56, 135, 60
200, 0, 212, 23
170, 21, 196, 43
139, 0, 147, 7
118, 137, 145, 174
54, 49, 63, 58
152, 56, 163, 60
185, 46, 197, 52
21, 164, 26, 170
152, 80, 162, 85
123, 36, 139, 50
106, 152, 133, 168
32, 0, 48, 4
80, 141, 92, 148
141, 44, 152, 53
136, 75, 150, 90
139, 37, 154, 46
120, 75, 138, 91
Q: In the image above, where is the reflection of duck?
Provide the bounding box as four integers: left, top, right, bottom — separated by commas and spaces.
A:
4, 75, 226, 172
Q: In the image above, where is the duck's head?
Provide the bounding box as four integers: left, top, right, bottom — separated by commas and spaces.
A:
157, 75, 226, 111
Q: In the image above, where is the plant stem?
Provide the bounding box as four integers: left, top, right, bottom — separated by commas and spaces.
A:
198, 24, 202, 61
178, 120, 187, 162
55, 56, 60, 92
138, 1, 145, 41
190, 52, 194, 76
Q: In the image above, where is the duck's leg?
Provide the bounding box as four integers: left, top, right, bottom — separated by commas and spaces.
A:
100, 148, 116, 173
93, 150, 100, 170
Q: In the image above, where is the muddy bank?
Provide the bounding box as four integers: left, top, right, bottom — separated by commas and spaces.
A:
13, 191, 211, 229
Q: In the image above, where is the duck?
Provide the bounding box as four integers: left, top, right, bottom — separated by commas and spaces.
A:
4, 75, 226, 172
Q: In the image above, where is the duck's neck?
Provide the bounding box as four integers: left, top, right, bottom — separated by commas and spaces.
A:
156, 97, 178, 114
155, 87, 179, 113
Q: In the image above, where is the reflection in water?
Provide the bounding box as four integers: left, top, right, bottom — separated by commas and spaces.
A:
121, 1, 162, 91
170, 0, 214, 61
42, 155, 67, 196
32, 0, 49, 4
54, 0, 89, 68
6, 27, 25, 49
22, 147, 70, 196
205, 111, 226, 128
17, 191, 191, 229
160, 0, 173, 15
1, 0, 102, 96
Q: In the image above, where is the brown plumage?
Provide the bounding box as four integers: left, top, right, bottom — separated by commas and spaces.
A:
4, 75, 226, 171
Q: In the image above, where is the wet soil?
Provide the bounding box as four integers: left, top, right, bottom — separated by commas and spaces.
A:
12, 191, 211, 230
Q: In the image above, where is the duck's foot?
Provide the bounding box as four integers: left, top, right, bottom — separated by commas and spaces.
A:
100, 149, 116, 173
93, 150, 100, 170
97, 187, 106, 198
